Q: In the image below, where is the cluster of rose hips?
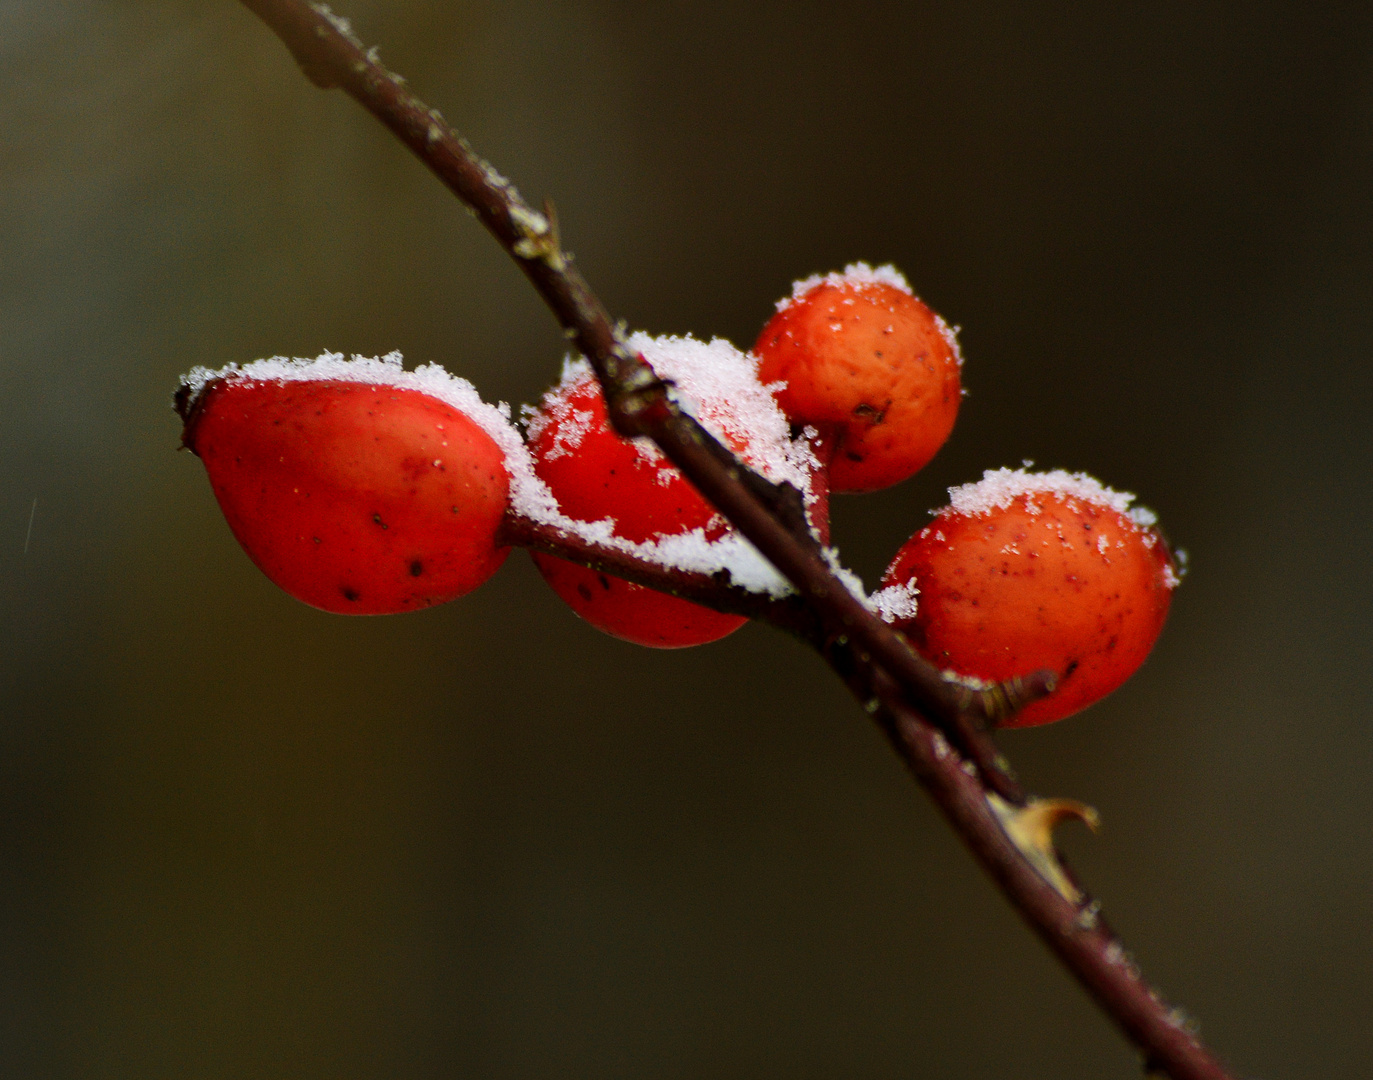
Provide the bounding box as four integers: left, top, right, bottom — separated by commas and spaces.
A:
177, 264, 1179, 728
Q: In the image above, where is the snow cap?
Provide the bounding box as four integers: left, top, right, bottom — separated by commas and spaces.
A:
178, 350, 547, 516
944, 467, 1160, 529
777, 261, 913, 311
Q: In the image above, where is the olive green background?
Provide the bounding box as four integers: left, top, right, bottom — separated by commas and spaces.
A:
1, 1, 1370, 1076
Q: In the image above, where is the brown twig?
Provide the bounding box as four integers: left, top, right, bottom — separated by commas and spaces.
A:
496, 511, 819, 634
237, 0, 1026, 791
232, 4, 1240, 1077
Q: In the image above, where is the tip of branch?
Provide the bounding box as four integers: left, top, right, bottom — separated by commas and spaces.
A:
971, 668, 1059, 727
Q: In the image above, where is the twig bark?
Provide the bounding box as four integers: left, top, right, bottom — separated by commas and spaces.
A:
233, 3, 1240, 1077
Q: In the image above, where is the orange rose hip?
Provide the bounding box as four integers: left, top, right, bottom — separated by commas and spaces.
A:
755, 263, 962, 492
879, 468, 1179, 727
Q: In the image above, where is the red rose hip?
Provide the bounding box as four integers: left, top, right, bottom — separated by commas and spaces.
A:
878, 468, 1179, 727
525, 334, 817, 648
177, 354, 513, 614
755, 263, 962, 493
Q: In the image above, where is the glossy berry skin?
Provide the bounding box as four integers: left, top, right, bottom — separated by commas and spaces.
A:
182, 377, 510, 614
755, 274, 961, 493
527, 376, 747, 648
881, 489, 1176, 727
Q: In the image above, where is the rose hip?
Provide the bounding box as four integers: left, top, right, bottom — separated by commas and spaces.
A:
755, 263, 962, 492
879, 468, 1179, 726
179, 359, 511, 614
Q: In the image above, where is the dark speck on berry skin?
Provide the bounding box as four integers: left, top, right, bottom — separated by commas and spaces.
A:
341, 586, 360, 602
373, 513, 387, 529
577, 582, 593, 602
410, 560, 424, 577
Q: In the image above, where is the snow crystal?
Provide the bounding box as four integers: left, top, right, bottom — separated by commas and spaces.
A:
627, 331, 814, 493
933, 313, 965, 369
820, 546, 869, 604
938, 467, 1180, 588
776, 261, 913, 311
309, 3, 362, 48
522, 357, 601, 465
946, 467, 1146, 522
868, 582, 919, 623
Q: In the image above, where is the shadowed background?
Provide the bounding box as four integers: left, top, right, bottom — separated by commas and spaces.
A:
1, 1, 1370, 1076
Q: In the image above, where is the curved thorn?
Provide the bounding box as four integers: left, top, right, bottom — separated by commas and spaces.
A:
988, 794, 1101, 904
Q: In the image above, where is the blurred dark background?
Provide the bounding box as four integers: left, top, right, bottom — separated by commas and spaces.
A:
1, 1, 1369, 1076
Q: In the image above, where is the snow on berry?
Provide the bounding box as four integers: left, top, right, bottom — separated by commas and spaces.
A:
177, 352, 516, 614
775, 262, 915, 311
754, 262, 963, 493
522, 333, 820, 646
878, 467, 1179, 727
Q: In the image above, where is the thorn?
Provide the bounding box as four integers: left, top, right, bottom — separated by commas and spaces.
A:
988, 794, 1100, 904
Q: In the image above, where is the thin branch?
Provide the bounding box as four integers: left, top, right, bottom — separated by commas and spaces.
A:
237, 0, 1023, 779
233, 4, 1240, 1078
496, 511, 818, 635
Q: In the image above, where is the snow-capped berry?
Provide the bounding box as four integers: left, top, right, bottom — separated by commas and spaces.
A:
177, 353, 513, 615
527, 371, 745, 647
754, 262, 962, 493
878, 468, 1179, 727
524, 334, 818, 648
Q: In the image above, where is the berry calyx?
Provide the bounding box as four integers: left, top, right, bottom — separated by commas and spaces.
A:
754, 262, 962, 493
878, 468, 1179, 727
178, 353, 514, 615
524, 334, 818, 648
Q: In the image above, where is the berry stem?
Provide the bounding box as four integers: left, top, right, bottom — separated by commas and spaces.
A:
235, 4, 1239, 1077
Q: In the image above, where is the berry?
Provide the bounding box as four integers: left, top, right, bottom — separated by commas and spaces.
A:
177, 354, 513, 615
754, 262, 962, 493
525, 334, 818, 648
878, 468, 1179, 727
